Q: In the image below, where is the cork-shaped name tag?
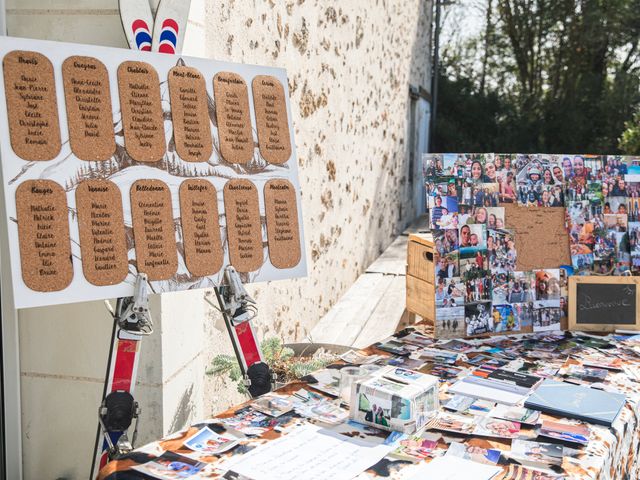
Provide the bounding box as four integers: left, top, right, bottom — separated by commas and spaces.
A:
168, 66, 212, 162
16, 180, 72, 291
179, 179, 223, 276
117, 61, 166, 162
3, 51, 61, 161
223, 179, 263, 272
130, 179, 177, 280
264, 179, 301, 268
213, 72, 253, 164
252, 76, 291, 165
62, 56, 116, 161
75, 180, 128, 285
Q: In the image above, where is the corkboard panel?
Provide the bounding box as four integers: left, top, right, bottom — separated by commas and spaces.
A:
179, 179, 223, 276
75, 180, 128, 285
223, 179, 263, 272
213, 72, 253, 164
502, 204, 571, 271
252, 75, 291, 164
15, 180, 73, 291
130, 179, 178, 280
264, 179, 301, 268
168, 66, 212, 162
62, 56, 115, 161
3, 50, 61, 161
117, 61, 166, 162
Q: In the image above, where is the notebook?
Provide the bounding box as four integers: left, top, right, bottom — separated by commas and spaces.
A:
524, 379, 626, 427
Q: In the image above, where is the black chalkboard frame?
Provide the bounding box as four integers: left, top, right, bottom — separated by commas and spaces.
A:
569, 276, 640, 332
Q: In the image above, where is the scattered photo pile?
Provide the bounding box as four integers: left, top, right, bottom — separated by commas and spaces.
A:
425, 153, 640, 338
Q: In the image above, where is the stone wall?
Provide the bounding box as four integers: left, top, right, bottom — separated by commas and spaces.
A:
5, 1, 431, 478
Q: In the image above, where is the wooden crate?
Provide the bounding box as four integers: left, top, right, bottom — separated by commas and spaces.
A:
406, 233, 435, 322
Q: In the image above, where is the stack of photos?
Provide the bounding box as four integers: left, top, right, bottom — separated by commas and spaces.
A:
424, 153, 577, 339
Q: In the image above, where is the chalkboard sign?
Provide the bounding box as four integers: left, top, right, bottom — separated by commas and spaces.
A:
569, 277, 640, 332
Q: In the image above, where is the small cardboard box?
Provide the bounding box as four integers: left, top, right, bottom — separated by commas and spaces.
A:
349, 366, 439, 434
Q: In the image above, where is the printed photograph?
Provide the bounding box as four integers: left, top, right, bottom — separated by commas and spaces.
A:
630, 222, 640, 265
492, 304, 521, 333
534, 269, 561, 300
471, 182, 500, 207
603, 196, 628, 216
428, 412, 476, 435
435, 277, 465, 308
603, 213, 628, 232
509, 439, 564, 467
445, 442, 501, 466
464, 277, 491, 303
465, 302, 493, 337
433, 229, 459, 256
459, 223, 487, 253
435, 306, 466, 339
473, 416, 521, 439
486, 207, 506, 229
459, 251, 489, 281
532, 300, 561, 332
428, 193, 459, 230
508, 272, 535, 303
489, 405, 540, 425
435, 252, 460, 280
488, 229, 517, 273
491, 272, 511, 304
423, 154, 444, 177
512, 302, 535, 329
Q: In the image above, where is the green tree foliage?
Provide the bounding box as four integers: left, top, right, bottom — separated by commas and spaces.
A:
434, 0, 640, 154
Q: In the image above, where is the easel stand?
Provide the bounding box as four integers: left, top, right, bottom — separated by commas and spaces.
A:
209, 266, 275, 398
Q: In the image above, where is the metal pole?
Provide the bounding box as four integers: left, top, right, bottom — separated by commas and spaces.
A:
429, 0, 442, 153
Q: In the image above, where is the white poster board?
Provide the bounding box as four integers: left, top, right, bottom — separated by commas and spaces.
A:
0, 36, 307, 309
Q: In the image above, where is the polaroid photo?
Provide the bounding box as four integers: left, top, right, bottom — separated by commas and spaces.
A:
435, 277, 465, 308
464, 302, 494, 337
435, 252, 460, 280
508, 272, 535, 303
473, 416, 521, 439
433, 229, 460, 256
183, 426, 241, 456
492, 304, 521, 333
435, 306, 466, 340
445, 441, 501, 465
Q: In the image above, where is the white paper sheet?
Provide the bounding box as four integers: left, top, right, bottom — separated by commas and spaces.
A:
406, 455, 502, 480
221, 423, 394, 480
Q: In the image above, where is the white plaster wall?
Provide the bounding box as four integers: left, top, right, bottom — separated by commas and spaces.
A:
6, 1, 431, 478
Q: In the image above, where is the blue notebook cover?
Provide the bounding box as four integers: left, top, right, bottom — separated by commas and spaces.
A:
524, 379, 626, 427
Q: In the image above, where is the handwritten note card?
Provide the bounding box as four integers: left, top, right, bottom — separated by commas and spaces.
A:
223, 424, 393, 480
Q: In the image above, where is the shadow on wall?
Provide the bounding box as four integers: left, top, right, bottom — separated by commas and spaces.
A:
169, 383, 195, 435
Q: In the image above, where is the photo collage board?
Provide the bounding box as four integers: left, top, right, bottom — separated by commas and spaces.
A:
424, 153, 640, 339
